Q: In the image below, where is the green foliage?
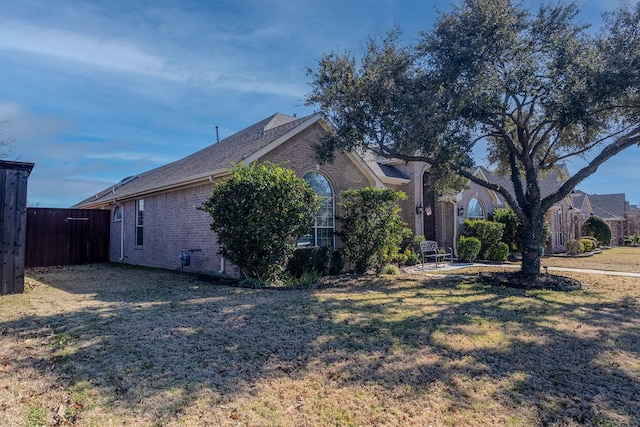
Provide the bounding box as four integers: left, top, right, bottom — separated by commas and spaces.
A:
198, 162, 320, 282
329, 249, 345, 275
490, 208, 521, 252
26, 407, 47, 427
306, 0, 640, 276
297, 270, 320, 288
580, 238, 595, 252
405, 249, 420, 266
382, 264, 401, 275
287, 246, 332, 278
462, 219, 505, 259
582, 216, 612, 246
410, 235, 426, 254
457, 236, 481, 262
487, 242, 509, 262
338, 187, 411, 274
581, 235, 598, 248
540, 221, 552, 247
566, 240, 581, 255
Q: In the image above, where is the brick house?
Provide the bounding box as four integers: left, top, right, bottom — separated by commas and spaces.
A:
582, 192, 629, 246
74, 113, 408, 276
75, 112, 591, 275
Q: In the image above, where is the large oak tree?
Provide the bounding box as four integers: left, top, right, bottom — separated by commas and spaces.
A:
306, 0, 640, 278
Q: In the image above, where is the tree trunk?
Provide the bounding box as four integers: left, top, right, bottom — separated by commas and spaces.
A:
520, 215, 545, 276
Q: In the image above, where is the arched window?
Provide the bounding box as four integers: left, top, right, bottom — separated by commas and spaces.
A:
467, 197, 484, 220
299, 172, 334, 248
113, 205, 122, 222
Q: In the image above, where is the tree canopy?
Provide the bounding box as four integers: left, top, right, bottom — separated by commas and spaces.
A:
306, 0, 640, 277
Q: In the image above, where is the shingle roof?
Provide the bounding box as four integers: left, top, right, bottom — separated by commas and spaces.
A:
377, 163, 410, 180
475, 165, 568, 200
588, 193, 626, 220
74, 113, 317, 208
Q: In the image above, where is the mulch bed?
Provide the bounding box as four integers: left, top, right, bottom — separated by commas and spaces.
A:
478, 271, 582, 291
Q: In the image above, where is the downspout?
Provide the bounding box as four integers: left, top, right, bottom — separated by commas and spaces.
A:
208, 175, 225, 274
450, 199, 458, 257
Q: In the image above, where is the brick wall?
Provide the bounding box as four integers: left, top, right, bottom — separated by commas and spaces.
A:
109, 122, 373, 278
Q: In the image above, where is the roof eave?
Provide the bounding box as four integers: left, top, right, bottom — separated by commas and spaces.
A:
75, 168, 230, 208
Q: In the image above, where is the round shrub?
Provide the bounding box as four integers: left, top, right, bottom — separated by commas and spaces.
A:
579, 241, 586, 253
198, 162, 319, 282
579, 238, 595, 252
487, 242, 509, 261
457, 236, 481, 262
582, 216, 611, 246
581, 235, 598, 248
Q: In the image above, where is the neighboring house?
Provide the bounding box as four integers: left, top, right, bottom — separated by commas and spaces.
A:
626, 203, 639, 236
76, 112, 598, 276
585, 193, 628, 245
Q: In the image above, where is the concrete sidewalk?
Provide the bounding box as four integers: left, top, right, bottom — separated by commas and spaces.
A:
407, 262, 640, 278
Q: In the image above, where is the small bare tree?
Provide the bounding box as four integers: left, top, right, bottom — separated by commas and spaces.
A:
0, 118, 15, 160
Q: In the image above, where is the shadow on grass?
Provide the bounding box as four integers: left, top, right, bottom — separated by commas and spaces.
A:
5, 264, 640, 425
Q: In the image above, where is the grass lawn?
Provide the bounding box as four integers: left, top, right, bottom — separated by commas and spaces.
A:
541, 245, 640, 273
1, 253, 639, 426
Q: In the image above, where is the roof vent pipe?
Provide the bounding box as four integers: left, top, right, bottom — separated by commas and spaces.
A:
216, 126, 219, 143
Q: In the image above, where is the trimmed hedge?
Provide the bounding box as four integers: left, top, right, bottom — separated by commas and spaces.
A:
487, 242, 509, 261
580, 238, 595, 252
463, 219, 505, 259
457, 236, 481, 262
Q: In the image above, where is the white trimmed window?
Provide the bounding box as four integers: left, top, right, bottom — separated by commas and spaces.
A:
467, 197, 485, 220
113, 205, 122, 222
298, 172, 334, 248
135, 199, 144, 246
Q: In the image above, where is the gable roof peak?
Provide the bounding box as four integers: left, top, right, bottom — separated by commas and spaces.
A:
262, 113, 299, 132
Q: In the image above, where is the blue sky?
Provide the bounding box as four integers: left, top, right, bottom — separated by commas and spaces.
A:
1, 0, 638, 207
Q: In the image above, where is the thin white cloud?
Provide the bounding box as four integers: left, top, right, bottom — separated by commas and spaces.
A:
85, 152, 174, 164
0, 20, 306, 98
0, 21, 184, 81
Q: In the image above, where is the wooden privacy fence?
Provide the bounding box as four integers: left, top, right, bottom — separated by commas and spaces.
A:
25, 208, 110, 268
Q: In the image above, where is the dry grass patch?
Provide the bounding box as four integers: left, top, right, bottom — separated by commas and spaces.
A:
542, 245, 640, 273
0, 263, 638, 426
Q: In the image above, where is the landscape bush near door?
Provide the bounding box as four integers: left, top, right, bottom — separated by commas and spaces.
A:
462, 219, 505, 260
338, 187, 411, 274
457, 236, 481, 262
490, 208, 522, 252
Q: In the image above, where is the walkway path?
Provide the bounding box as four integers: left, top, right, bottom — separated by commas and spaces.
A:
407, 262, 640, 278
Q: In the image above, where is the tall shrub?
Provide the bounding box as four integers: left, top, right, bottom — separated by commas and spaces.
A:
490, 208, 522, 252
582, 216, 612, 246
457, 236, 481, 262
338, 187, 411, 274
463, 219, 505, 260
198, 162, 319, 282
